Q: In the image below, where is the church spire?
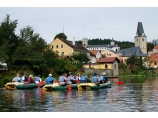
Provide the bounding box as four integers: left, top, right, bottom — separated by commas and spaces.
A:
136, 22, 145, 36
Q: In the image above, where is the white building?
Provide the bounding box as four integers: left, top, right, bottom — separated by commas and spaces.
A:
82, 38, 120, 53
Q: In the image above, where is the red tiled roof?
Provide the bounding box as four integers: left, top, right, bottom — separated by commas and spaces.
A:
150, 53, 158, 62
97, 57, 120, 63
153, 46, 158, 49
90, 50, 99, 55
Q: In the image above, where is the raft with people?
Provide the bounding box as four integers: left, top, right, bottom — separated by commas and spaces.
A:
77, 72, 111, 91
42, 83, 78, 91
77, 81, 112, 91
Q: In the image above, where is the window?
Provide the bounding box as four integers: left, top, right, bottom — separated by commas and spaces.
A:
51, 46, 53, 49
137, 39, 138, 41
61, 52, 64, 56
105, 64, 108, 69
61, 44, 63, 48
56, 45, 58, 48
109, 54, 111, 56
142, 38, 144, 41
114, 64, 116, 69
154, 62, 156, 65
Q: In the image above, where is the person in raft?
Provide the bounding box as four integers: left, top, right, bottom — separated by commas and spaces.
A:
80, 73, 88, 83
91, 73, 100, 86
68, 73, 76, 84
12, 73, 21, 82
45, 74, 54, 84
28, 75, 36, 84
58, 73, 67, 86
35, 74, 42, 84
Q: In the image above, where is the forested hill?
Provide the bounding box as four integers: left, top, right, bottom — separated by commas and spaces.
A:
75, 38, 134, 49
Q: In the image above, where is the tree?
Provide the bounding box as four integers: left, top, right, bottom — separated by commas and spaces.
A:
139, 56, 143, 69
126, 55, 139, 73
147, 42, 154, 52
54, 33, 67, 40
69, 52, 90, 66
152, 39, 157, 46
0, 14, 19, 69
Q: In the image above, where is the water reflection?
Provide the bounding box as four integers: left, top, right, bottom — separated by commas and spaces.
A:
1, 77, 158, 111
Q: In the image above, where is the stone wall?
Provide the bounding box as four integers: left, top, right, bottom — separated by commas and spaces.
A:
84, 68, 119, 76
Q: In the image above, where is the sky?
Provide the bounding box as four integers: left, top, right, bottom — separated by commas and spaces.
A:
0, 0, 158, 45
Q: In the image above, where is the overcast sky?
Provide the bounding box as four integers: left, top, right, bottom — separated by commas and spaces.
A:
0, 1, 158, 44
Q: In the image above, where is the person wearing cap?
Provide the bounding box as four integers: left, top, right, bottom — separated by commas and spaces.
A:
99, 73, 106, 84
45, 74, 54, 84
103, 73, 108, 83
91, 73, 100, 86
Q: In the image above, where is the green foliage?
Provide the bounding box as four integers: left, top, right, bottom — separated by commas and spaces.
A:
54, 32, 67, 40
118, 63, 126, 69
126, 55, 139, 69
139, 56, 143, 69
69, 52, 90, 65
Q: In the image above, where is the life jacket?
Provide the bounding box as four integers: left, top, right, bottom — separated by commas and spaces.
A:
99, 76, 104, 81
59, 76, 64, 82
92, 76, 98, 83
80, 76, 87, 81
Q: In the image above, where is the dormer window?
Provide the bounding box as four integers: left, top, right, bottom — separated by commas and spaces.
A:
56, 45, 58, 48
142, 38, 144, 41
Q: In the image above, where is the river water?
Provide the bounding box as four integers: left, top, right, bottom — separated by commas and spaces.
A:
1, 76, 158, 112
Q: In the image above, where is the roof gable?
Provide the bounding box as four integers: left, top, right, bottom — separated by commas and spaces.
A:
90, 50, 99, 55
97, 57, 120, 63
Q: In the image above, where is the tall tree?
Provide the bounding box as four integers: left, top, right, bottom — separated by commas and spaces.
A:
0, 14, 19, 69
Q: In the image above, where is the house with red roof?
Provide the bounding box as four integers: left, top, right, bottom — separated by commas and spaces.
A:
89, 50, 101, 63
149, 52, 158, 68
153, 46, 158, 53
83, 57, 120, 76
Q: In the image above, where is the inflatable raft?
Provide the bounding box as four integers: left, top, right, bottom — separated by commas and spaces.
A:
4, 82, 21, 90
77, 81, 112, 91
42, 83, 78, 91
16, 83, 38, 89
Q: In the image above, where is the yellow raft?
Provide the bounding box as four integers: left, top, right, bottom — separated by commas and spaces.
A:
42, 83, 78, 91
77, 81, 112, 91
4, 82, 22, 90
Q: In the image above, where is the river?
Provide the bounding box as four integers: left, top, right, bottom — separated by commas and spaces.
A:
0, 76, 158, 112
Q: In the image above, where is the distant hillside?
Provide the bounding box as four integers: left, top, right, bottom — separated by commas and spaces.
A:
75, 38, 134, 50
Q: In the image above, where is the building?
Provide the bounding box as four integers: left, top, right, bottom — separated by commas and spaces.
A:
118, 46, 148, 64
89, 50, 101, 62
83, 57, 120, 76
49, 37, 91, 58
134, 22, 147, 54
83, 38, 120, 53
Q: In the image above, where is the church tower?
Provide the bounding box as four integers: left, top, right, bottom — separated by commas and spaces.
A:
134, 22, 147, 54
82, 38, 88, 48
